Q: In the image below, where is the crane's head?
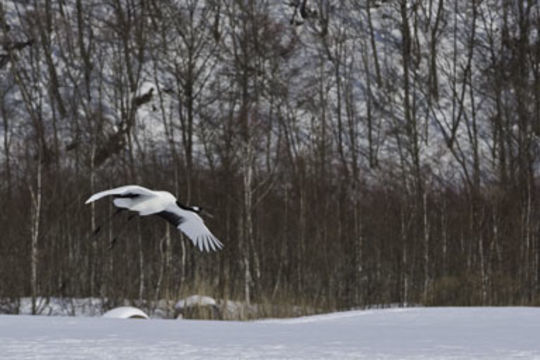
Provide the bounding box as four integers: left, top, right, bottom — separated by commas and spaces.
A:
177, 201, 202, 214
176, 201, 213, 217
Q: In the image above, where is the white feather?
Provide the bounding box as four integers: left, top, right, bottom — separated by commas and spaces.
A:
85, 185, 156, 204
168, 205, 223, 252
113, 198, 132, 209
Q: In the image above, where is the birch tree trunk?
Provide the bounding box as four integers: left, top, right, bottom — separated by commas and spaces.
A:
423, 189, 430, 304
29, 160, 42, 315
241, 141, 254, 305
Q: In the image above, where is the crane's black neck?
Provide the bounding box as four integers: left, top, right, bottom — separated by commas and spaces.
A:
176, 201, 201, 213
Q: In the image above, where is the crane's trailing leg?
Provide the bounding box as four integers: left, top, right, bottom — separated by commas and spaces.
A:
109, 212, 136, 250
89, 208, 125, 240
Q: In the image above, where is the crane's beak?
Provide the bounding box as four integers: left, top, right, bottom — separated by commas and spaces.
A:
202, 209, 214, 219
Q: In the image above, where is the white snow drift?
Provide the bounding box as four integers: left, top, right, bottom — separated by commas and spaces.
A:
1, 307, 540, 359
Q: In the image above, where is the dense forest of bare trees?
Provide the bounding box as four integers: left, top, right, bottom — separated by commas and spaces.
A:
0, 0, 539, 315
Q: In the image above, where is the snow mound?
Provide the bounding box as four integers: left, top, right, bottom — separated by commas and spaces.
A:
102, 306, 148, 319
175, 295, 217, 310
175, 295, 220, 319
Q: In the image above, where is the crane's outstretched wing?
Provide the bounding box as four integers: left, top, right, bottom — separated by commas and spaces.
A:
85, 185, 155, 204
157, 205, 223, 252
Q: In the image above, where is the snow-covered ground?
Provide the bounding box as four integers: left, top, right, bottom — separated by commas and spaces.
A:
1, 307, 539, 359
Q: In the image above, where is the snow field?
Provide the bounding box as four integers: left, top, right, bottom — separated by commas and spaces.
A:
1, 307, 539, 359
